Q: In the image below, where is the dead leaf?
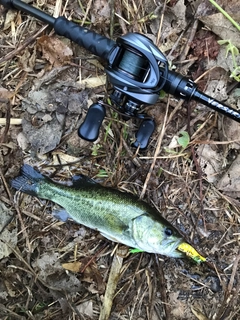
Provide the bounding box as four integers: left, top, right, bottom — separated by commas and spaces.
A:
191, 30, 220, 59
0, 201, 17, 260
76, 300, 93, 318
191, 305, 209, 320
169, 291, 186, 318
219, 117, 240, 150
204, 79, 228, 101
221, 0, 240, 24
197, 144, 223, 183
32, 252, 82, 292
62, 261, 82, 273
82, 263, 105, 293
37, 35, 73, 67
3, 9, 17, 30
150, 0, 187, 51
22, 113, 63, 154
18, 47, 36, 72
199, 13, 240, 49
0, 87, 13, 100
16, 132, 29, 151
217, 154, 240, 193
51, 151, 81, 166
80, 75, 106, 88
91, 0, 110, 25
207, 46, 240, 75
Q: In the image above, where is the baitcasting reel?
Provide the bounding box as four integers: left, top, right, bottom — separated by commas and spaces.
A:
78, 32, 169, 148
1, 0, 240, 149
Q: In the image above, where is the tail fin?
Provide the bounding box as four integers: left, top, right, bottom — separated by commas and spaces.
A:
11, 164, 45, 196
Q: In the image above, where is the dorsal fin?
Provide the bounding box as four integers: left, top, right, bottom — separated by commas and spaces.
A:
72, 174, 98, 188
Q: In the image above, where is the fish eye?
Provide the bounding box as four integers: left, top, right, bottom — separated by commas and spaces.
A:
165, 227, 173, 236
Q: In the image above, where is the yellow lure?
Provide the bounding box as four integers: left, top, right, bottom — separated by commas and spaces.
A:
178, 243, 206, 264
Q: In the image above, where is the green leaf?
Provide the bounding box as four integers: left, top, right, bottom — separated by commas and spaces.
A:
217, 39, 230, 45
159, 90, 166, 98
96, 169, 109, 178
91, 144, 101, 156
129, 248, 144, 253
231, 65, 240, 81
177, 131, 190, 149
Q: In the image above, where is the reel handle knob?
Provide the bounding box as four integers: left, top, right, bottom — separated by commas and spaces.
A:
132, 119, 155, 150
78, 103, 106, 142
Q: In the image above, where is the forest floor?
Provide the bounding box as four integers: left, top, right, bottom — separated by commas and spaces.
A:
0, 0, 240, 319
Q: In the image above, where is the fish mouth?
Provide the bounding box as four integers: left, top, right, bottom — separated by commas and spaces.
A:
161, 238, 185, 258
172, 239, 186, 257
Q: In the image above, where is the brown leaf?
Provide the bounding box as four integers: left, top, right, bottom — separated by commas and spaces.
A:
62, 261, 82, 273
91, 0, 110, 26
221, 0, 240, 24
217, 154, 240, 193
191, 305, 209, 320
0, 87, 12, 100
18, 47, 36, 72
37, 35, 73, 67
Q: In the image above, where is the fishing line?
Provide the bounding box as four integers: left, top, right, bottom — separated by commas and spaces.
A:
118, 49, 149, 80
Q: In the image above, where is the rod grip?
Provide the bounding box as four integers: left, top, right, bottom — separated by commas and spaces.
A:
54, 17, 115, 60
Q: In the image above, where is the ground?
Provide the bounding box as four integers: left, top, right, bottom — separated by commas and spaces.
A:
0, 0, 240, 319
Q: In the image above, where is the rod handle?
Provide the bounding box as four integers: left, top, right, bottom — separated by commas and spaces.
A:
54, 17, 115, 60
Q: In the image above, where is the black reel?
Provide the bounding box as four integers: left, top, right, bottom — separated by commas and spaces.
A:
1, 0, 240, 150
79, 33, 169, 149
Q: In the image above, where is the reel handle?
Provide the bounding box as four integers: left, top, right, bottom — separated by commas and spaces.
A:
78, 103, 106, 142
132, 119, 155, 150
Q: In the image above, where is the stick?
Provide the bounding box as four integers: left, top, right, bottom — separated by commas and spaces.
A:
0, 118, 22, 125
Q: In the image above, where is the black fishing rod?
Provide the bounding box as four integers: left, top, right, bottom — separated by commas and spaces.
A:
1, 0, 240, 149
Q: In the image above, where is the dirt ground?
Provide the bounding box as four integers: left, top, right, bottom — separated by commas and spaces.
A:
0, 0, 240, 319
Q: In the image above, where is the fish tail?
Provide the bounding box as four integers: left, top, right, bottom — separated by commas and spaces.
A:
11, 164, 45, 196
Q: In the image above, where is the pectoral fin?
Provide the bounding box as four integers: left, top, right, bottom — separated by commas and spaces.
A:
52, 209, 70, 222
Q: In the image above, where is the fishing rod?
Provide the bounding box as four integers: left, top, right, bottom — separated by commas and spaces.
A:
1, 0, 240, 149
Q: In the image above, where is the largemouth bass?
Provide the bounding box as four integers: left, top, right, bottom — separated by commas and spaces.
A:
11, 165, 191, 258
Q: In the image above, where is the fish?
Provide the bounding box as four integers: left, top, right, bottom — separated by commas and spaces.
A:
11, 164, 200, 259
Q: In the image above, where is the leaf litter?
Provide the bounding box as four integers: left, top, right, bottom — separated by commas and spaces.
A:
0, 0, 240, 319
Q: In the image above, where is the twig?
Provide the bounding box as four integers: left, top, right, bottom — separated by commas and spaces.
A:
109, 0, 115, 39
179, 19, 199, 62
227, 252, 240, 294
0, 168, 12, 200
0, 102, 11, 143
140, 98, 170, 199
53, 0, 62, 18
215, 252, 240, 319
81, 0, 93, 26
115, 2, 128, 34
99, 248, 126, 320
110, 120, 142, 168
79, 243, 108, 273
154, 256, 171, 320
0, 25, 48, 65
0, 118, 22, 125
156, 0, 167, 46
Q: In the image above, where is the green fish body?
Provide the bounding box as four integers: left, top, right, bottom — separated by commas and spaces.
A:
11, 165, 185, 258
